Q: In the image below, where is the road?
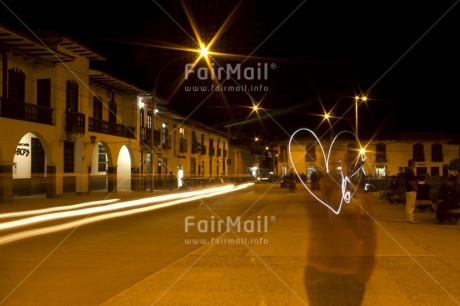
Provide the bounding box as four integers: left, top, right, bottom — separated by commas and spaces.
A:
0, 183, 284, 306
3, 183, 460, 305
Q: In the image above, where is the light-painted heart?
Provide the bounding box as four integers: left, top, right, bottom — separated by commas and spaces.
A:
288, 128, 366, 214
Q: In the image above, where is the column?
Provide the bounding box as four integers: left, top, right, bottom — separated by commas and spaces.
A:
107, 166, 117, 193
0, 164, 13, 203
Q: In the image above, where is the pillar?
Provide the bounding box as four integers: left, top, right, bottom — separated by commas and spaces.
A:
0, 164, 13, 203
46, 165, 57, 198
107, 166, 117, 193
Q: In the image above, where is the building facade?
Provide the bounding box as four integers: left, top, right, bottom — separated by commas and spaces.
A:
0, 25, 230, 202
274, 131, 460, 182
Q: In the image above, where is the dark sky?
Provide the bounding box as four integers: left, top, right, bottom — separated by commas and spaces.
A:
1, 0, 459, 140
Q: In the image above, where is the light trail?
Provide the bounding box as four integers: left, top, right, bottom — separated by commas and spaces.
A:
0, 183, 253, 246
0, 199, 120, 220
288, 129, 365, 215
0, 184, 237, 232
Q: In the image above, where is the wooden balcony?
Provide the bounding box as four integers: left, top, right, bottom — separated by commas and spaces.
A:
89, 117, 136, 139
1, 98, 53, 125
66, 110, 86, 134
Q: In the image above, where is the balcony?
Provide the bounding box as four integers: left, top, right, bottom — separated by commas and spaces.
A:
179, 139, 187, 153
1, 97, 53, 125
89, 117, 136, 138
140, 127, 152, 146
191, 141, 201, 154
66, 110, 85, 134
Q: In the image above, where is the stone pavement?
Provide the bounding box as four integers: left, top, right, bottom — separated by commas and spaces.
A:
2, 189, 460, 305
94, 190, 460, 306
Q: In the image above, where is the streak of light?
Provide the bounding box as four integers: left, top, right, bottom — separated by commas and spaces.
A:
0, 184, 237, 232
0, 199, 120, 220
0, 183, 253, 245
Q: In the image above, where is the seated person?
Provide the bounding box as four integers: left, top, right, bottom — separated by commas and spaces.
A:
434, 175, 460, 224
415, 175, 432, 211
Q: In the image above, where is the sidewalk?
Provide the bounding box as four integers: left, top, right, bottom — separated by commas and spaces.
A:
96, 191, 460, 306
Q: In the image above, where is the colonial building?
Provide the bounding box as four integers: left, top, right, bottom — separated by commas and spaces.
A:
274, 131, 460, 182
227, 139, 252, 179
0, 25, 230, 202
139, 99, 230, 189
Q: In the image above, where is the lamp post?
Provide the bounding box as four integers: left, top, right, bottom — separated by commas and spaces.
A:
354, 95, 367, 139
149, 58, 179, 191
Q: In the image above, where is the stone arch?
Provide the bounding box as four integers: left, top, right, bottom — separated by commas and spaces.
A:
12, 132, 52, 195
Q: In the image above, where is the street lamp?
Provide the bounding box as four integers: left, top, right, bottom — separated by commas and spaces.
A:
150, 59, 178, 192
354, 95, 367, 139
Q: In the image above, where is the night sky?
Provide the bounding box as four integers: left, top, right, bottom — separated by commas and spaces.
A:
1, 0, 459, 140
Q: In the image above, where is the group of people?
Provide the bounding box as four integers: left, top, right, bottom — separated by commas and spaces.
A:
286, 170, 322, 193
310, 170, 322, 190
404, 159, 460, 224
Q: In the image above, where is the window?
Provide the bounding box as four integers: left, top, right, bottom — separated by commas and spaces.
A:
209, 138, 215, 156
217, 139, 221, 157
279, 145, 287, 163
37, 79, 51, 123
147, 111, 152, 129
8, 68, 25, 102
66, 80, 79, 112
191, 131, 199, 153
375, 143, 387, 162
93, 97, 102, 120
162, 122, 170, 148
98, 144, 107, 172
431, 143, 443, 162
140, 108, 145, 127
201, 134, 206, 155
64, 141, 75, 173
413, 143, 425, 162
306, 143, 316, 162
109, 100, 117, 123
37, 79, 51, 108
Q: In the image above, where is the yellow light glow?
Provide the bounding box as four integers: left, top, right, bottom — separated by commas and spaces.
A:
359, 148, 366, 155
200, 43, 209, 57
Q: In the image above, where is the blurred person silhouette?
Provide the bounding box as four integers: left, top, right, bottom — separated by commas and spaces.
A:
434, 174, 460, 224
310, 170, 318, 190
404, 159, 418, 223
289, 170, 296, 193
305, 172, 376, 306
415, 174, 432, 212
168, 171, 176, 191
